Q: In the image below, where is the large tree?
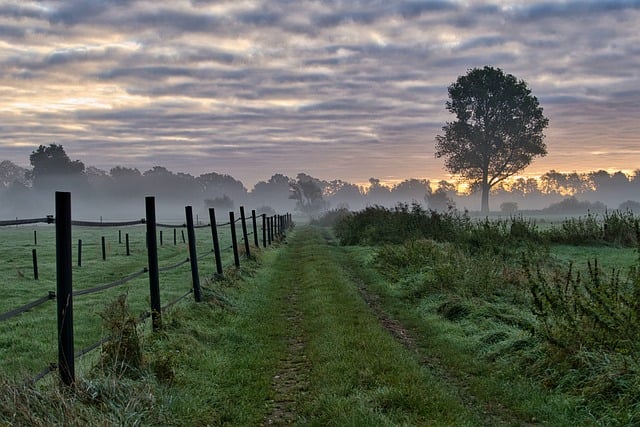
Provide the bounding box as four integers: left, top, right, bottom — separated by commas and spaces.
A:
28, 144, 85, 190
289, 173, 328, 217
435, 66, 549, 213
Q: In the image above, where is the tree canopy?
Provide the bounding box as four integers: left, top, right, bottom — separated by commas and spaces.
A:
28, 144, 85, 190
435, 66, 549, 212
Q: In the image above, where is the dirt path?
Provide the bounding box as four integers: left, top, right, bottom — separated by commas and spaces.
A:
264, 290, 309, 425
352, 274, 536, 427
256, 226, 540, 425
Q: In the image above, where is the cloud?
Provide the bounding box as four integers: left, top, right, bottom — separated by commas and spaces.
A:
0, 0, 638, 186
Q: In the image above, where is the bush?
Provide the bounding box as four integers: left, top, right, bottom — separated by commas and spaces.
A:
526, 258, 640, 355
542, 196, 606, 214
99, 294, 143, 376
334, 203, 470, 246
311, 208, 351, 227
545, 210, 640, 247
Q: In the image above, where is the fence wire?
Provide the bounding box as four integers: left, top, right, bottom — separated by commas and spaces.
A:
3, 207, 290, 385
0, 292, 56, 322
0, 217, 51, 227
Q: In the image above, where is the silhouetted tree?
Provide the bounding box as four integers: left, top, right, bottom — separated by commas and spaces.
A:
250, 173, 293, 210
391, 179, 431, 204
204, 195, 234, 212
199, 172, 247, 197
366, 178, 393, 206
435, 66, 549, 212
325, 179, 364, 211
427, 188, 455, 212
28, 144, 85, 190
0, 160, 27, 188
289, 173, 328, 217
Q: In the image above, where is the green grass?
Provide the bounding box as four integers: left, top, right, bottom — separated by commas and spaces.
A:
2, 219, 638, 425
340, 243, 600, 426
285, 228, 477, 425
0, 221, 253, 378
549, 244, 638, 270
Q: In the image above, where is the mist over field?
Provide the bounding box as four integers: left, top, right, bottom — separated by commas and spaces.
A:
1, 154, 639, 221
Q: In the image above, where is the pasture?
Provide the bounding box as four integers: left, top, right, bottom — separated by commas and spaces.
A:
0, 220, 243, 380
1, 205, 639, 425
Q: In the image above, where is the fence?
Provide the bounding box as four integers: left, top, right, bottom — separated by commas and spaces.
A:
0, 191, 293, 386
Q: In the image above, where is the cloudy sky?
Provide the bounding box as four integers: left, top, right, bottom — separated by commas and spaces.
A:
0, 0, 638, 187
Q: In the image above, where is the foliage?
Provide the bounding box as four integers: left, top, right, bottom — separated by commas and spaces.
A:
27, 144, 86, 190
289, 173, 328, 217
435, 66, 549, 212
542, 196, 606, 214
310, 207, 351, 227
335, 204, 640, 249
546, 210, 640, 247
526, 259, 640, 354
204, 194, 234, 212
98, 294, 143, 376
351, 202, 640, 422
524, 257, 640, 418
334, 203, 545, 254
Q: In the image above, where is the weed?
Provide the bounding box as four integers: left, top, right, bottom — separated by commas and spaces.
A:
98, 293, 143, 377
526, 258, 640, 355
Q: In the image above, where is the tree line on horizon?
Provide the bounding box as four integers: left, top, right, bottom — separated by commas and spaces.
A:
0, 144, 639, 219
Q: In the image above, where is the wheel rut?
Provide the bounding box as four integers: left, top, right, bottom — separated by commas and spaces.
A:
346, 261, 539, 427
264, 291, 309, 425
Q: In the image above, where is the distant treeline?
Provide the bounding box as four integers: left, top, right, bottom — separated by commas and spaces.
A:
0, 145, 639, 218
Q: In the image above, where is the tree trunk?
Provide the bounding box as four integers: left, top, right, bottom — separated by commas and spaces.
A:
481, 179, 490, 214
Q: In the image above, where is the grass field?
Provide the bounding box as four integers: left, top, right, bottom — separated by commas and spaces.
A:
0, 220, 253, 379
1, 208, 639, 425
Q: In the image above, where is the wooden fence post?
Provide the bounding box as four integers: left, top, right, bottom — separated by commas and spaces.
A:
55, 191, 75, 387
77, 239, 82, 266
125, 234, 130, 256
101, 236, 106, 261
267, 216, 272, 245
251, 210, 259, 248
145, 196, 162, 331
229, 212, 240, 268
240, 206, 251, 259
185, 206, 202, 302
262, 213, 267, 248
208, 208, 223, 277
32, 249, 38, 280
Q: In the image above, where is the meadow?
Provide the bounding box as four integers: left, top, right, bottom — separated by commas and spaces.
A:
0, 220, 242, 380
1, 206, 639, 425
328, 204, 640, 425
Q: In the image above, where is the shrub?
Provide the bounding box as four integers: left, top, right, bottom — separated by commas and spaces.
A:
311, 208, 351, 227
99, 294, 143, 376
545, 210, 640, 247
526, 258, 640, 355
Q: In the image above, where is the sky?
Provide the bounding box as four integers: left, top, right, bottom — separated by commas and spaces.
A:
0, 0, 639, 188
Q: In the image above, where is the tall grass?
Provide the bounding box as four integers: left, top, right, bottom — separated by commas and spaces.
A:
334, 204, 640, 424
332, 204, 640, 248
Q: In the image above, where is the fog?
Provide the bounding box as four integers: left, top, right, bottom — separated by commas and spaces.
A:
2, 156, 639, 222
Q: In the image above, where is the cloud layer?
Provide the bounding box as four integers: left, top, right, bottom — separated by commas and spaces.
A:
1, 0, 638, 186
